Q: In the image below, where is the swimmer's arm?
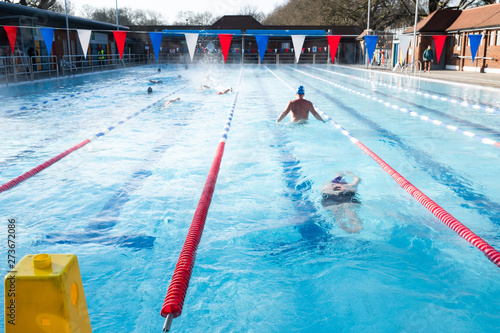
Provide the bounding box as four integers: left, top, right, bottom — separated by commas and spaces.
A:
309, 103, 325, 122
276, 102, 292, 122
345, 171, 361, 186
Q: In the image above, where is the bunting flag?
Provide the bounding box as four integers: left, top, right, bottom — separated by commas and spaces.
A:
3, 26, 18, 54
149, 32, 163, 61
255, 35, 269, 63
113, 31, 127, 59
398, 35, 412, 65
218, 34, 232, 63
468, 34, 483, 63
364, 35, 378, 64
432, 35, 447, 64
40, 27, 55, 57
291, 35, 305, 63
327, 35, 341, 64
184, 33, 199, 62
77, 30, 92, 58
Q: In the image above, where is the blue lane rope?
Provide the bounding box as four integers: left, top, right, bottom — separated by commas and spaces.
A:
288, 66, 500, 148
305, 65, 500, 115
0, 85, 186, 194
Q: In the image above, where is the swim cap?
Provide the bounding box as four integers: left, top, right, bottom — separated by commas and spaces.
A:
332, 176, 347, 184
147, 87, 153, 93
297, 86, 305, 95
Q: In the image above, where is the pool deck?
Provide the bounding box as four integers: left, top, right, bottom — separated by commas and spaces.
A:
370, 67, 500, 89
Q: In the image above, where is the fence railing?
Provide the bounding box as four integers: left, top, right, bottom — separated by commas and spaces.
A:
0, 53, 149, 86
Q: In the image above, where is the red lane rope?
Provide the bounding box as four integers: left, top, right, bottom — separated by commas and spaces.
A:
161, 142, 225, 318
0, 139, 90, 194
353, 140, 500, 268
161, 69, 243, 323
265, 65, 500, 269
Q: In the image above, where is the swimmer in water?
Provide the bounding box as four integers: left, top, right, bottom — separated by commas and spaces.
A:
218, 87, 232, 95
147, 87, 153, 94
276, 86, 324, 123
149, 79, 163, 84
201, 85, 211, 90
163, 97, 180, 107
321, 171, 362, 233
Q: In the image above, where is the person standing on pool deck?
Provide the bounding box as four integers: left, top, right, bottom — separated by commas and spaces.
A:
423, 45, 434, 73
321, 171, 362, 233
276, 86, 324, 123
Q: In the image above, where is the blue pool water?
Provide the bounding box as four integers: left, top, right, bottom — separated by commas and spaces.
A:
1, 64, 499, 332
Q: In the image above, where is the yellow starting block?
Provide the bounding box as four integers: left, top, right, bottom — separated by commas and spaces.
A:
4, 254, 92, 332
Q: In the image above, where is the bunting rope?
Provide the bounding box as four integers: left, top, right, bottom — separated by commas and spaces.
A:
306, 65, 500, 115
265, 65, 500, 269
160, 68, 243, 332
0, 85, 185, 194
288, 66, 500, 148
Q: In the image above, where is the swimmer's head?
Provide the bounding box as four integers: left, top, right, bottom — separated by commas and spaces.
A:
177, 75, 182, 78
147, 87, 153, 93
331, 176, 347, 184
158, 68, 161, 72
296, 86, 305, 95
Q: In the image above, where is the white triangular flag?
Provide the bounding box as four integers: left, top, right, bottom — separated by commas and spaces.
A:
184, 33, 199, 62
398, 35, 412, 64
77, 29, 92, 59
291, 35, 306, 63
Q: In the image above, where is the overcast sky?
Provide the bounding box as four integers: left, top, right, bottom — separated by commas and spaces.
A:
71, 0, 287, 23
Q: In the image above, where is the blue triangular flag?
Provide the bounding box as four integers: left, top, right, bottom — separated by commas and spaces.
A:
468, 34, 483, 63
40, 27, 55, 57
149, 32, 163, 61
255, 35, 269, 63
364, 35, 379, 64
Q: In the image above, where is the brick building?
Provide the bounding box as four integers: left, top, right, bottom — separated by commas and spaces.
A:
404, 3, 500, 73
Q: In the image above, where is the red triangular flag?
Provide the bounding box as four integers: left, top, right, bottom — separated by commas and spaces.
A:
327, 35, 341, 64
432, 35, 447, 64
4, 26, 18, 54
113, 31, 127, 59
218, 34, 232, 63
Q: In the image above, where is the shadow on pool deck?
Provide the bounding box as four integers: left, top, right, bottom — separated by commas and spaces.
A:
367, 66, 500, 89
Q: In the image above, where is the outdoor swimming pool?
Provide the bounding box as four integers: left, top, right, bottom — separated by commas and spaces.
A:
1, 64, 499, 332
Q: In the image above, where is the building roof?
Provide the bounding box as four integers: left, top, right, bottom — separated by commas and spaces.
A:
211, 15, 263, 30
0, 2, 128, 30
403, 3, 500, 34
403, 9, 461, 34
446, 3, 500, 31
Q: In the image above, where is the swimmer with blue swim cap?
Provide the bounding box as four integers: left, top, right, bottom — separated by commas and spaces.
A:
276, 85, 324, 123
321, 171, 362, 233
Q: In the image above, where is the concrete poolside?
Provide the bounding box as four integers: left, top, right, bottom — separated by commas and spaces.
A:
369, 66, 500, 89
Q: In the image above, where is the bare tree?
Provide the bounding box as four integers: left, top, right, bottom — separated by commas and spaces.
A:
237, 5, 265, 22
172, 11, 218, 25
263, 0, 496, 30
78, 5, 165, 25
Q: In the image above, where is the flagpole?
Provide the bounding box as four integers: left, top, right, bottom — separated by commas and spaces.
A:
116, 0, 119, 30
412, 0, 419, 64
64, 0, 72, 66
366, 0, 371, 66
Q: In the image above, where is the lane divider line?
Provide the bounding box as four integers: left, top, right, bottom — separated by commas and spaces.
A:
0, 85, 186, 194
266, 65, 500, 269
288, 66, 500, 148
305, 64, 500, 115
160, 69, 244, 332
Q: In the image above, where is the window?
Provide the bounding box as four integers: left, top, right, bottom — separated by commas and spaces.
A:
497, 30, 500, 45
490, 31, 495, 46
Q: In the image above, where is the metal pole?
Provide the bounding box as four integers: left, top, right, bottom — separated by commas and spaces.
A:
116, 0, 119, 30
366, 0, 371, 66
412, 0, 419, 63
367, 0, 371, 33
64, 0, 72, 66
